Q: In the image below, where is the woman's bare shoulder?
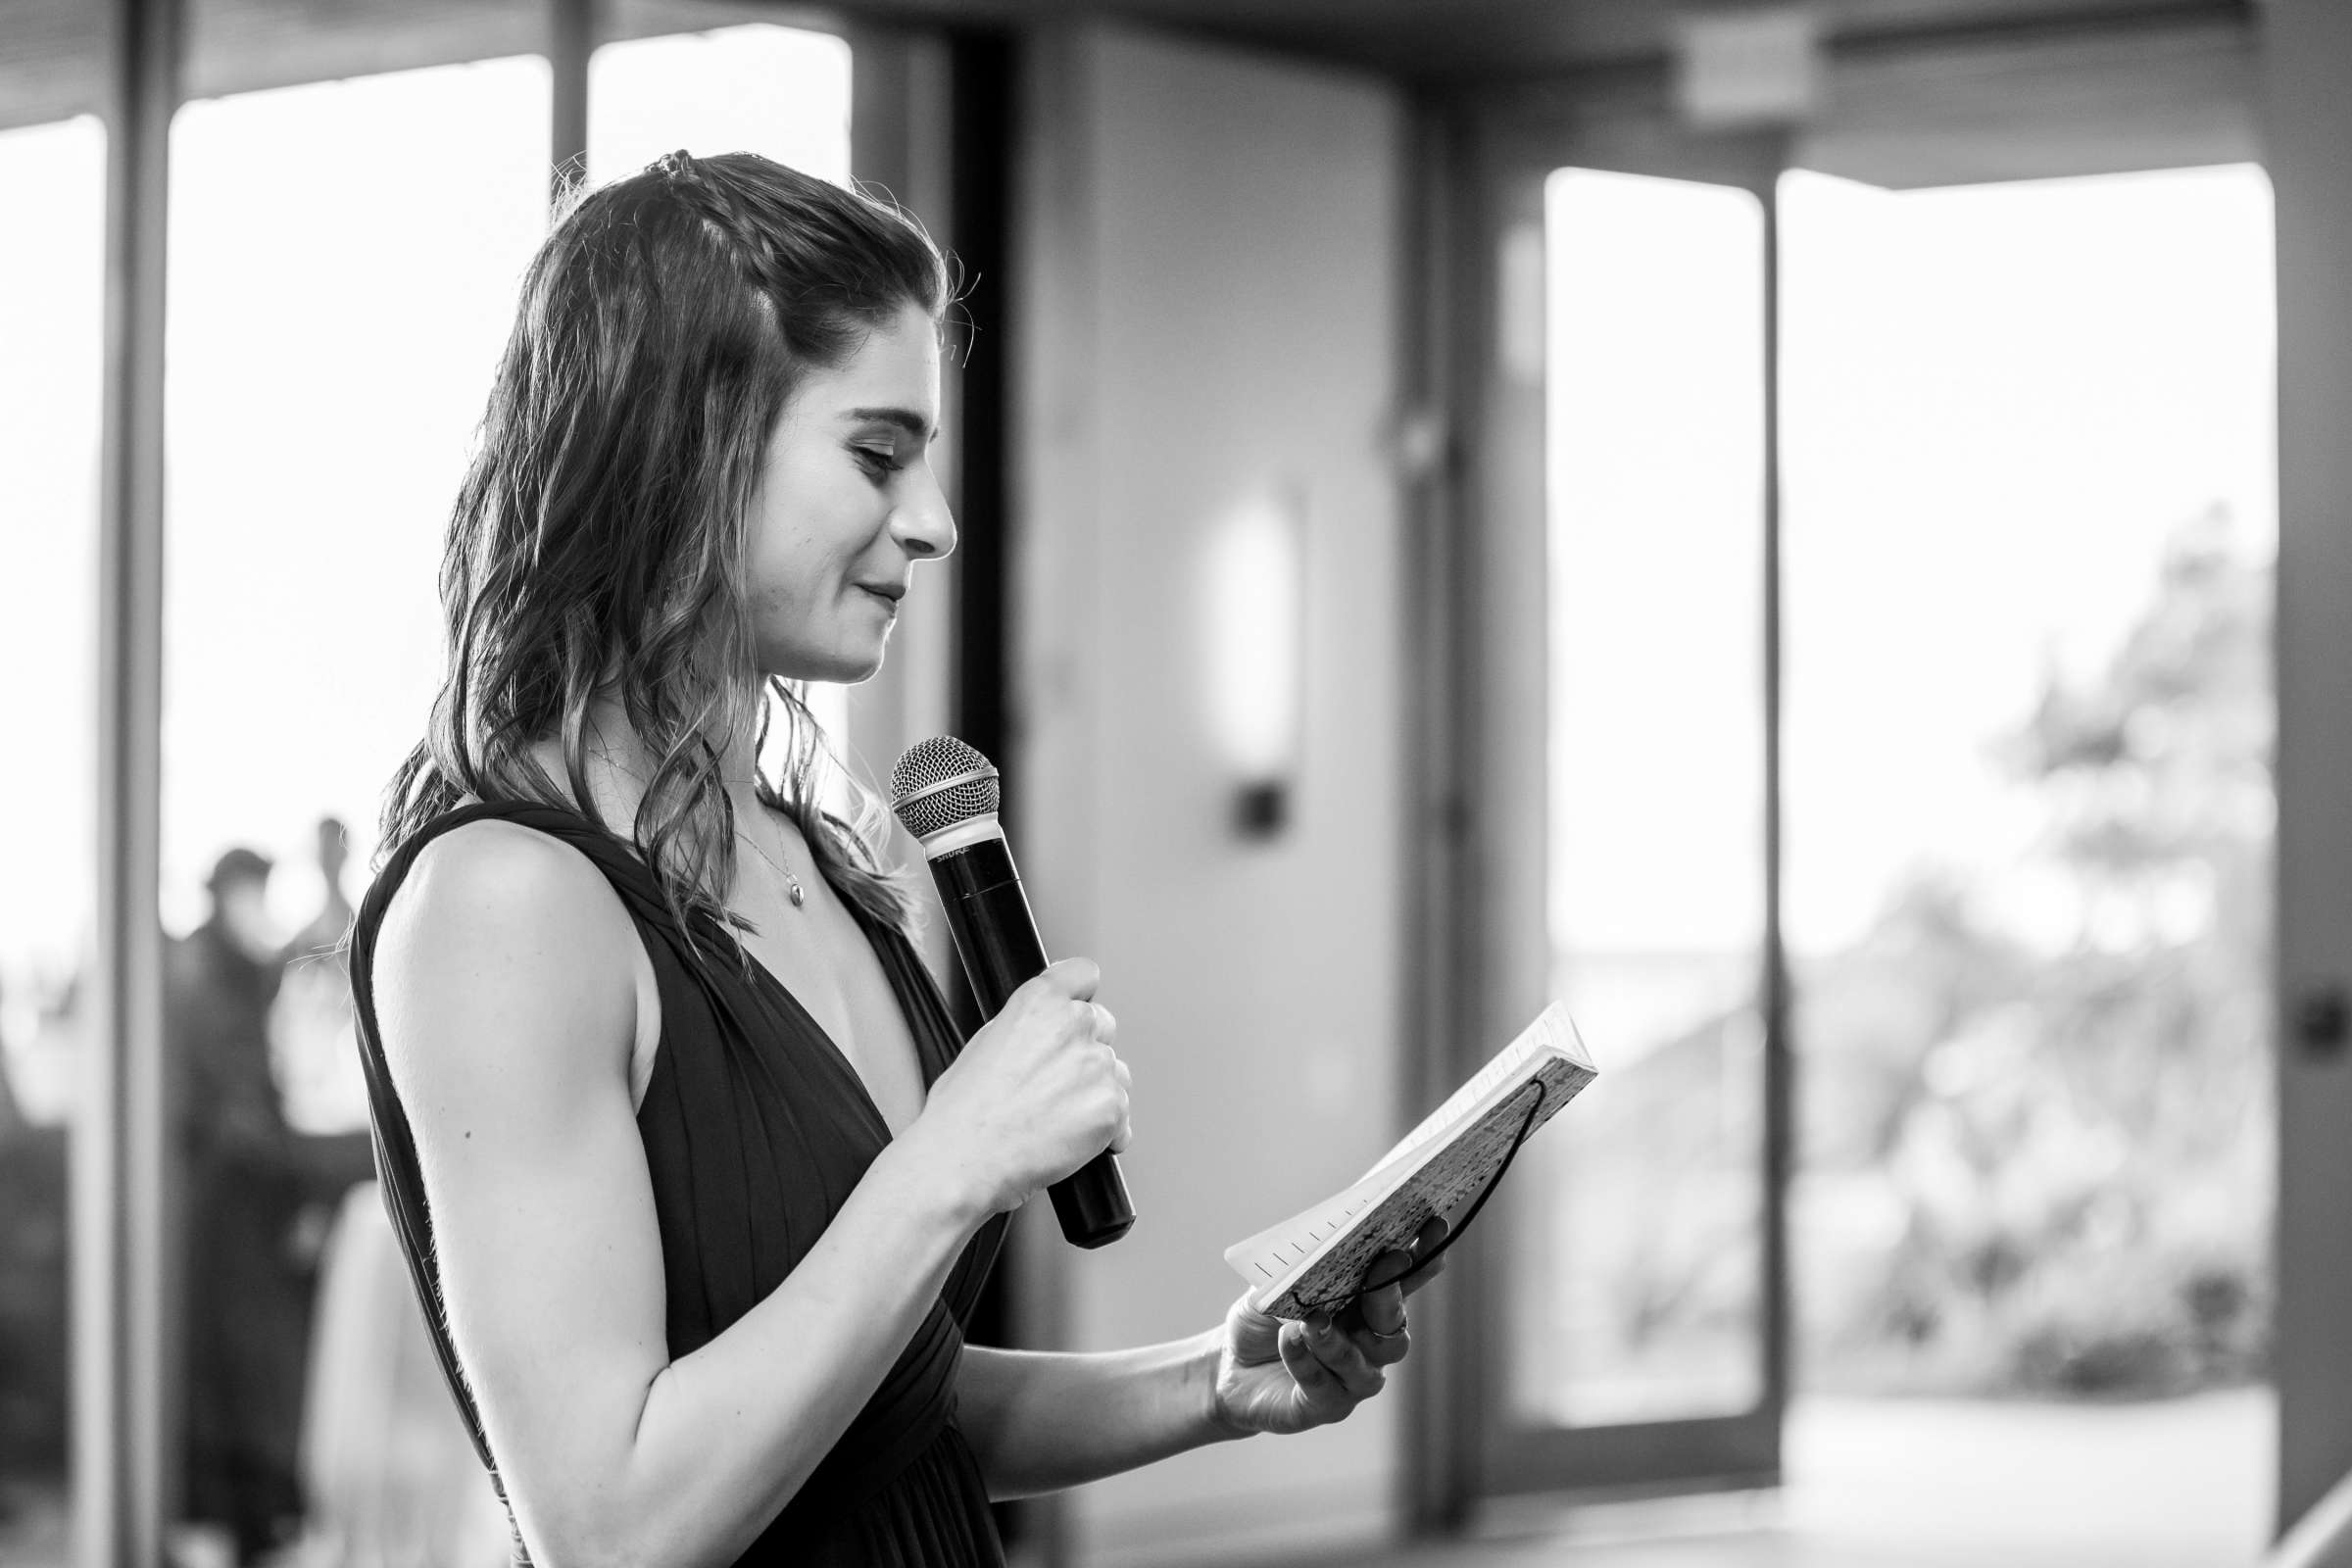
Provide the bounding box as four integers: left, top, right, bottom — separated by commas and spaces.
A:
372, 818, 639, 1092
380, 816, 626, 954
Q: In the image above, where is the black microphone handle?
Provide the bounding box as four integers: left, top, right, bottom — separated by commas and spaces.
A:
929, 835, 1136, 1250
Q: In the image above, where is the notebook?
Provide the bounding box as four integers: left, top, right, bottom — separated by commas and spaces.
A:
1222, 1003, 1597, 1321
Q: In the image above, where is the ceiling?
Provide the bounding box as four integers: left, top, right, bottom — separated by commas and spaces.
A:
0, 0, 2258, 133
943, 0, 2255, 79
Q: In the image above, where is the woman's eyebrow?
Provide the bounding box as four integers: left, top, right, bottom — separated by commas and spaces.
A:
842, 406, 938, 443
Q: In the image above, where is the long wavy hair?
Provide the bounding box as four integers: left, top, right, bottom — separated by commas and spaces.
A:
380, 150, 945, 952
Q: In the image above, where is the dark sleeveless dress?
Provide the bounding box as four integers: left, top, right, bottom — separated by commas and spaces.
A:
347, 799, 1009, 1566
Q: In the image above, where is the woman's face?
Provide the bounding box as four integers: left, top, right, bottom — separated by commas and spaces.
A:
747, 301, 954, 683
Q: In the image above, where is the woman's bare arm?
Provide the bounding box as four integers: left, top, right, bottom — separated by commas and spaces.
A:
956, 1338, 1237, 1497
376, 821, 999, 1568
956, 1230, 1446, 1497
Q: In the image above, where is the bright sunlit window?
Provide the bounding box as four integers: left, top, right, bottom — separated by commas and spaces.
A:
163, 59, 549, 1141
1525, 167, 1771, 1429
163, 56, 550, 920
1781, 165, 2278, 956
589, 24, 852, 187
1775, 159, 2278, 1566
0, 110, 105, 1568
0, 116, 106, 1125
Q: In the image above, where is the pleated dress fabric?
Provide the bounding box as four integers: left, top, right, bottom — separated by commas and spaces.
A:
347, 799, 1009, 1567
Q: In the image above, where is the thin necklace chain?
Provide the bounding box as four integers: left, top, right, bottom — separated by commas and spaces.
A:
585, 741, 806, 909
737, 821, 808, 908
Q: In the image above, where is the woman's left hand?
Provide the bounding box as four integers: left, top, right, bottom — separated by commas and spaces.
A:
1208, 1216, 1449, 1438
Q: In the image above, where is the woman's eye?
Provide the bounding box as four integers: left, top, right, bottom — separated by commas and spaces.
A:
853, 446, 898, 478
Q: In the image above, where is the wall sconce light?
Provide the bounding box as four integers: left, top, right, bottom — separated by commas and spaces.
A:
1203, 484, 1305, 840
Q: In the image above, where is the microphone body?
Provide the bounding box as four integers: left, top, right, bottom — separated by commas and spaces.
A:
891, 736, 1134, 1250
927, 829, 1135, 1249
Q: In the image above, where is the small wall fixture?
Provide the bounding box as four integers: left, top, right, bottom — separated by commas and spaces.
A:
1203, 485, 1305, 839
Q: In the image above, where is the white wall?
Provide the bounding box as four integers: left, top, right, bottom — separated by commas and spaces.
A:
2265, 0, 2352, 1538
1012, 21, 1409, 1565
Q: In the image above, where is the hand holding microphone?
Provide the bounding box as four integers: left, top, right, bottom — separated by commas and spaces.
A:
914, 957, 1132, 1219
892, 737, 1138, 1249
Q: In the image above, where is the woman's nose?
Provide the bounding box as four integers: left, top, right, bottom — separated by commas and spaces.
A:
894, 469, 957, 561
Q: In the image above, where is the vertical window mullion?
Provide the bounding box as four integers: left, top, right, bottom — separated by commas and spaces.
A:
1759, 165, 1792, 1428
87, 1, 179, 1564
550, 0, 592, 208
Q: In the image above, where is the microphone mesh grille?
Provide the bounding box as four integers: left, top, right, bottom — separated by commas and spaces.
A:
890, 736, 1002, 840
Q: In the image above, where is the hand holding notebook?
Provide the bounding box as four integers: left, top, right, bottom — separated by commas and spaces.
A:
1222, 1003, 1597, 1321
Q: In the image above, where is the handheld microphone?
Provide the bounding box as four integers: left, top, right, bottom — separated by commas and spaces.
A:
890, 736, 1137, 1250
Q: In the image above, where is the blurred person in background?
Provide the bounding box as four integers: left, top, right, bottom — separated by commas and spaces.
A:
351, 150, 1443, 1568
284, 816, 355, 965
272, 817, 363, 1231
297, 1175, 513, 1568
170, 846, 309, 1566
282, 811, 503, 1568
269, 813, 373, 1224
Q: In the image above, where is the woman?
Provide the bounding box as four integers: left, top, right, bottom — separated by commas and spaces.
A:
350, 150, 1440, 1568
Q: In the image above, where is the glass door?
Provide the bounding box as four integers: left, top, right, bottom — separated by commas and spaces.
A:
1459, 107, 1789, 1499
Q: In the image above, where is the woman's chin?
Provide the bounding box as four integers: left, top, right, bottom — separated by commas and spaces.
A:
765, 644, 888, 687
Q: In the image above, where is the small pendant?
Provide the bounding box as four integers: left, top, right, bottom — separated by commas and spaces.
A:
787, 875, 806, 907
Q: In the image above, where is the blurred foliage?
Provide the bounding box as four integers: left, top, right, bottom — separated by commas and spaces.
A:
1797, 505, 2274, 1397
1559, 508, 2275, 1404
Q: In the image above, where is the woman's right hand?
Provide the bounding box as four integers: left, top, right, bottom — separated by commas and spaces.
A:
908, 957, 1131, 1218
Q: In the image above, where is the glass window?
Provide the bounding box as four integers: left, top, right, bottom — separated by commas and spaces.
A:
1781, 165, 2278, 1434
162, 56, 548, 1567
1514, 168, 1770, 1428
588, 21, 851, 187
0, 112, 105, 1568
